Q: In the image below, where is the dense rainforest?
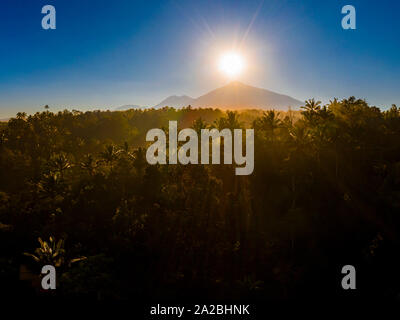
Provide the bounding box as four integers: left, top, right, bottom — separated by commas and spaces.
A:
1, 97, 400, 300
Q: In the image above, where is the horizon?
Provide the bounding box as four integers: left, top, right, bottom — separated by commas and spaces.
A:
1, 0, 400, 117
0, 80, 393, 119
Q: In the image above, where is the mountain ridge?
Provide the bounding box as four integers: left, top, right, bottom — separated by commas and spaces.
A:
153, 95, 195, 109
154, 81, 303, 110
115, 105, 147, 111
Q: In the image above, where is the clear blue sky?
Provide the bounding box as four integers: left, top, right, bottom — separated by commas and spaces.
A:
0, 0, 399, 117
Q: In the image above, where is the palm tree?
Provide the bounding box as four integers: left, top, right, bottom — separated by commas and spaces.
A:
258, 110, 281, 142
49, 153, 71, 178
301, 98, 322, 126
100, 145, 120, 169
24, 236, 86, 268
214, 111, 242, 130
121, 141, 130, 154
80, 154, 96, 176
289, 125, 310, 150
118, 141, 135, 162
192, 118, 208, 135
226, 111, 242, 129
302, 98, 322, 112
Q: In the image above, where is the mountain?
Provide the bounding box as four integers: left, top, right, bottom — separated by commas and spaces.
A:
154, 81, 303, 110
153, 95, 195, 109
115, 105, 147, 111
193, 81, 303, 110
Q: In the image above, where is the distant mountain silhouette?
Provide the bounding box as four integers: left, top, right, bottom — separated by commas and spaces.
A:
154, 81, 303, 110
115, 105, 148, 111
153, 95, 195, 109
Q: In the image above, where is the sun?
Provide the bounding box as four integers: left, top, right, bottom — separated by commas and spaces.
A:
218, 51, 245, 78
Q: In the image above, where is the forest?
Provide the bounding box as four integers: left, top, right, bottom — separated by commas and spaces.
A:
1, 97, 400, 301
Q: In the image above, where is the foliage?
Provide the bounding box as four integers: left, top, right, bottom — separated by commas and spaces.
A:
23, 237, 86, 268
1, 100, 400, 300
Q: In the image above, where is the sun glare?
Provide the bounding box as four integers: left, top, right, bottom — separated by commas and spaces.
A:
218, 51, 245, 78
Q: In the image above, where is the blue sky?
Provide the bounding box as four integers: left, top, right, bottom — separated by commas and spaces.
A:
0, 0, 399, 117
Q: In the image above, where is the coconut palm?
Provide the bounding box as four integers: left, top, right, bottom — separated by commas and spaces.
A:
214, 111, 242, 130
100, 144, 120, 169
256, 110, 281, 142
192, 118, 208, 134
80, 154, 96, 176
301, 98, 322, 126
23, 236, 86, 268
49, 153, 71, 177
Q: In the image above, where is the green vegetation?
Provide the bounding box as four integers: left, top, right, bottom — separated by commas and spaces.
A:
1, 99, 400, 300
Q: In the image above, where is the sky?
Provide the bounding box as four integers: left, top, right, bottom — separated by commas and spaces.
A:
0, 0, 399, 118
